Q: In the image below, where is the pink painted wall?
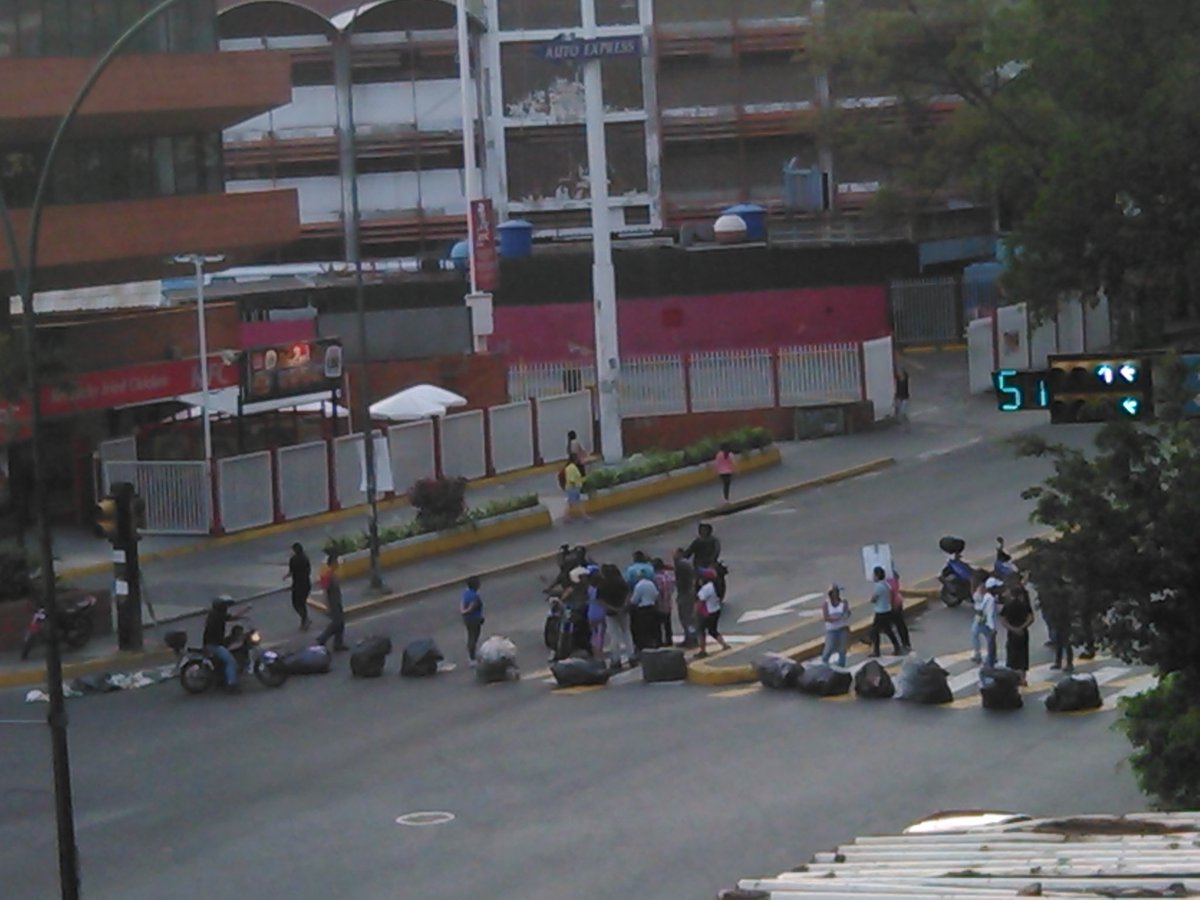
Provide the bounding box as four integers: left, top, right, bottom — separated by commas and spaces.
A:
492, 285, 889, 361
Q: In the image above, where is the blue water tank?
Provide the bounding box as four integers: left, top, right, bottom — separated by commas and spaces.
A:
782, 161, 825, 213
723, 203, 767, 242
498, 220, 534, 258
449, 239, 470, 271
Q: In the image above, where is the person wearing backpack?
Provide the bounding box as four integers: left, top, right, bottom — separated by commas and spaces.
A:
820, 584, 852, 667
597, 564, 634, 669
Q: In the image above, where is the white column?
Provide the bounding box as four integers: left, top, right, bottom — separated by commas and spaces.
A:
582, 0, 623, 461
332, 34, 358, 262
638, 0, 663, 229
458, 0, 480, 295
483, 0, 509, 220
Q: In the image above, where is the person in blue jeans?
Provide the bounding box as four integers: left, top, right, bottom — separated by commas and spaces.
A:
202, 596, 245, 691
972, 576, 1001, 667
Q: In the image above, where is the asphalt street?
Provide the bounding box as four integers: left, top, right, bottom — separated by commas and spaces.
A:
0, 360, 1151, 900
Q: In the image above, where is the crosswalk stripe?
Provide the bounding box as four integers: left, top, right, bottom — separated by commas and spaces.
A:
1100, 672, 1158, 710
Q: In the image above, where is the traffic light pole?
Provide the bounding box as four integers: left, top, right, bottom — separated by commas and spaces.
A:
110, 483, 143, 652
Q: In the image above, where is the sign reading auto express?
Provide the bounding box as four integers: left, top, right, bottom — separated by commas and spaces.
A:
0, 356, 241, 428
539, 34, 644, 62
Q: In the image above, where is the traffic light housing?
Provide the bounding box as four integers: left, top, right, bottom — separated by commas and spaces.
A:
94, 495, 121, 543
93, 482, 142, 547
1047, 354, 1153, 423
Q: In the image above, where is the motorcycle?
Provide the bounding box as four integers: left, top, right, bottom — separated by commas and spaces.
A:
165, 622, 288, 694
20, 594, 98, 660
542, 578, 593, 661
937, 536, 976, 608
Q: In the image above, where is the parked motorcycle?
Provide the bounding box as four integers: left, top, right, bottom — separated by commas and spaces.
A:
165, 622, 288, 694
542, 568, 593, 661
938, 536, 976, 608
19, 594, 98, 660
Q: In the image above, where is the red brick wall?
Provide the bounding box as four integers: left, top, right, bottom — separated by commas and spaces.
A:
345, 353, 509, 426
620, 402, 875, 453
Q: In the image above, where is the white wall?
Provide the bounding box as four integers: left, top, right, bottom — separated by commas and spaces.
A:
226, 86, 339, 140
353, 80, 464, 132
995, 303, 1031, 371
967, 317, 995, 394
228, 169, 478, 222
862, 336, 895, 421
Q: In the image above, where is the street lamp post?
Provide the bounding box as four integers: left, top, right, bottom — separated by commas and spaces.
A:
174, 253, 225, 470
0, 3, 214, 896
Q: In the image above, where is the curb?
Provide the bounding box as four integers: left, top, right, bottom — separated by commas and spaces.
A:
314, 456, 896, 622
0, 648, 176, 691
686, 535, 1048, 686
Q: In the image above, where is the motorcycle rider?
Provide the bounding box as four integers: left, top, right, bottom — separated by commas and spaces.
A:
202, 595, 247, 691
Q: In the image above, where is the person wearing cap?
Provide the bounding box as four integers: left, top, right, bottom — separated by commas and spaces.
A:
283, 542, 312, 630
973, 575, 1001, 667
202, 595, 246, 691
821, 584, 852, 667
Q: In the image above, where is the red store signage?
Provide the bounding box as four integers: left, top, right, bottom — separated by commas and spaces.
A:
470, 198, 499, 292
0, 356, 241, 428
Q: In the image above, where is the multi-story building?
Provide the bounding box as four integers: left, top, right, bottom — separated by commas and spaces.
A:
0, 0, 300, 526
216, 0, 989, 261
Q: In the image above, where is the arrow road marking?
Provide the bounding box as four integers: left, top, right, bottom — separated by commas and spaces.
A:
738, 592, 824, 624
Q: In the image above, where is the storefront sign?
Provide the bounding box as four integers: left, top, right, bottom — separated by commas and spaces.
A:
0, 356, 241, 430
539, 35, 644, 62
243, 337, 343, 404
470, 198, 499, 292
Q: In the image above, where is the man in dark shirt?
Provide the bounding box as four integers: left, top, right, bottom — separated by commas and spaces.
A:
284, 543, 312, 630
202, 596, 244, 689
685, 522, 726, 599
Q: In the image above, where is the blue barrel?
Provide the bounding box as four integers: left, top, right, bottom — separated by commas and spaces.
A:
498, 219, 534, 258
448, 239, 469, 271
723, 203, 767, 241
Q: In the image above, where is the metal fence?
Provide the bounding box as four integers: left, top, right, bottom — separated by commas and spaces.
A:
778, 342, 861, 405
622, 355, 688, 416
690, 349, 774, 412
534, 392, 591, 463
104, 460, 211, 535
488, 401, 535, 473
278, 440, 329, 520
507, 360, 595, 403
440, 409, 486, 480
890, 276, 961, 346
218, 452, 273, 533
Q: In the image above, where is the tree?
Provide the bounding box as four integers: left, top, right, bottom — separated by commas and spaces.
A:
1017, 362, 1200, 808
820, 0, 1200, 344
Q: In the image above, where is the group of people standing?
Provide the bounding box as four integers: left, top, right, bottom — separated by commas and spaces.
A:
820, 565, 913, 667
970, 570, 1036, 682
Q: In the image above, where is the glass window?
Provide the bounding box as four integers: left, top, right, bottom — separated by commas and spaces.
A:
142, 0, 169, 53
172, 135, 198, 194
166, 3, 190, 52
0, 0, 17, 58
49, 142, 76, 204
74, 143, 107, 203
16, 0, 45, 55
70, 1, 93, 56
200, 133, 223, 193
191, 0, 216, 52
499, 0, 580, 32
41, 0, 70, 55
153, 136, 175, 195
0, 147, 40, 207
92, 0, 121, 50
127, 138, 154, 198
596, 0, 639, 26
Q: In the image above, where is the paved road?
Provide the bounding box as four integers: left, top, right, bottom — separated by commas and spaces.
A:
0, 356, 1150, 899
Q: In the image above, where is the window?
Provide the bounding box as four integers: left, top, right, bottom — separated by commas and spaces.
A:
596, 0, 639, 26
15, 0, 44, 56
0, 0, 16, 58
172, 135, 199, 195
153, 136, 175, 195
499, 0, 580, 32
0, 147, 41, 207
42, 0, 70, 55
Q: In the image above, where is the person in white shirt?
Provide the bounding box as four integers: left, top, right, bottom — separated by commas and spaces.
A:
973, 576, 1001, 668
820, 584, 852, 666
695, 569, 731, 658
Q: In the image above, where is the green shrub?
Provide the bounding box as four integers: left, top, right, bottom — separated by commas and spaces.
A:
408, 477, 467, 531
465, 493, 538, 522
580, 428, 774, 494
1118, 671, 1200, 810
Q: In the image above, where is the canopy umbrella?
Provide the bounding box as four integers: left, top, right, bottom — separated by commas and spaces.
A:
368, 384, 466, 421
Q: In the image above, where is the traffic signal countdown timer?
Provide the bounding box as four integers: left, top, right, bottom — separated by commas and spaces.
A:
993, 369, 1051, 412
1046, 354, 1153, 424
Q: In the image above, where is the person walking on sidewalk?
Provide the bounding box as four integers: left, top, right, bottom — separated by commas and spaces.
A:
315, 552, 348, 652
561, 455, 586, 523
283, 542, 312, 630
886, 565, 912, 653
566, 430, 587, 473
695, 568, 731, 658
460, 575, 485, 666
672, 548, 698, 648
713, 443, 736, 503
1047, 592, 1074, 673
820, 584, 852, 667
869, 566, 903, 658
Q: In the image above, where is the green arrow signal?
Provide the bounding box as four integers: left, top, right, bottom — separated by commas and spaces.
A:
1120, 397, 1140, 416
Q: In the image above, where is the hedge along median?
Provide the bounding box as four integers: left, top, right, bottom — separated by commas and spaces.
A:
581, 428, 781, 515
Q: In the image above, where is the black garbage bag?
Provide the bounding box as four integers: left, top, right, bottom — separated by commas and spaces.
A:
980, 666, 1023, 710
796, 662, 852, 697
1045, 673, 1103, 712
282, 645, 333, 675
400, 638, 443, 678
755, 654, 802, 690
641, 647, 688, 683
350, 635, 393, 679
854, 659, 895, 699
551, 657, 611, 687
899, 657, 952, 704
939, 536, 966, 554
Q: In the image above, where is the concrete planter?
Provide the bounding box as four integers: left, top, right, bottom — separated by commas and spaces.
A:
583, 445, 782, 515
338, 505, 553, 579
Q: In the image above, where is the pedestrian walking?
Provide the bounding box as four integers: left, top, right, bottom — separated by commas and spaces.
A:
894, 368, 911, 430
597, 563, 634, 669
1000, 578, 1034, 684
972, 576, 1001, 668
672, 548, 698, 648
713, 443, 736, 503
652, 558, 676, 648
315, 552, 347, 651
560, 455, 586, 523
283, 542, 312, 630
629, 572, 661, 652
460, 575, 485, 666
820, 584, 852, 667
695, 568, 731, 658
869, 566, 903, 657
886, 566, 912, 652
566, 430, 587, 473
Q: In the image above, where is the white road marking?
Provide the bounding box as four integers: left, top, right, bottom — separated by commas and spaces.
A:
396, 811, 455, 827
737, 593, 824, 624
917, 437, 982, 461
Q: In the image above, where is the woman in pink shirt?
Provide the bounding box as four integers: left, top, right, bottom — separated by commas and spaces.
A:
713, 443, 736, 502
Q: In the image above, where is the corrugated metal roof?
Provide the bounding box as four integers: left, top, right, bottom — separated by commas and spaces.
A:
722, 812, 1200, 899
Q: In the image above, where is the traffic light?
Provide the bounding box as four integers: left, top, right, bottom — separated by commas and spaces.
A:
1047, 354, 1153, 423
94, 494, 121, 543
93, 482, 142, 547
